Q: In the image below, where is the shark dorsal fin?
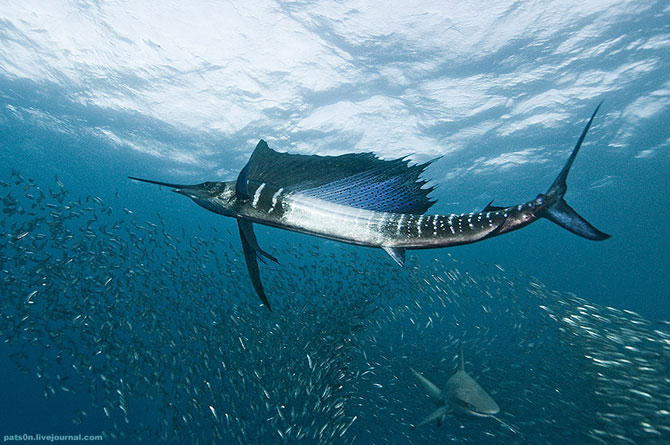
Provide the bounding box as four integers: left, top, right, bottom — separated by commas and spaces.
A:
459, 341, 464, 372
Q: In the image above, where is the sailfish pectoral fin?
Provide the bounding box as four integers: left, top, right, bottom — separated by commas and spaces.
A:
238, 219, 279, 264
237, 219, 274, 311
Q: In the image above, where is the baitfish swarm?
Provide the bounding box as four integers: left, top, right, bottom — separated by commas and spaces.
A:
0, 172, 668, 444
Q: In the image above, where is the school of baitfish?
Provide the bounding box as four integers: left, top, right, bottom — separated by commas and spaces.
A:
1, 171, 669, 443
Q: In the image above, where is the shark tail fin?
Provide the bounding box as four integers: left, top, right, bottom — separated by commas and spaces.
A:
409, 367, 443, 405
458, 340, 464, 372
415, 406, 450, 428
539, 103, 610, 241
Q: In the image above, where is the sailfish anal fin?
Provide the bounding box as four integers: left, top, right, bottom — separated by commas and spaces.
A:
237, 219, 277, 311
383, 246, 406, 267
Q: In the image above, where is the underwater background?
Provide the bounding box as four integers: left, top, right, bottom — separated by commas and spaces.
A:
1, 1, 669, 443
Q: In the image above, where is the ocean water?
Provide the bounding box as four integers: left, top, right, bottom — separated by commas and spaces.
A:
1, 1, 669, 443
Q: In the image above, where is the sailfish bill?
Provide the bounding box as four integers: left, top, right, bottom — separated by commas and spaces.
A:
127, 176, 191, 189
130, 104, 610, 310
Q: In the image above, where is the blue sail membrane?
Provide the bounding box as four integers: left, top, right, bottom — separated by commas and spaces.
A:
247, 140, 436, 214
302, 174, 431, 213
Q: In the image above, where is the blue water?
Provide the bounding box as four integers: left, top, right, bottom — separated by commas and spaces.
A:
1, 2, 669, 443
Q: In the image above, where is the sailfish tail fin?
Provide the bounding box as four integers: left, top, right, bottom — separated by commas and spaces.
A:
539, 103, 610, 241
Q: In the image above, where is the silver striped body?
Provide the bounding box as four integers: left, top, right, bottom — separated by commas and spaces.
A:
235, 181, 543, 250
131, 107, 608, 310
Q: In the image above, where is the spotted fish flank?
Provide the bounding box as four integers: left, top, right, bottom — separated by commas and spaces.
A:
130, 104, 610, 310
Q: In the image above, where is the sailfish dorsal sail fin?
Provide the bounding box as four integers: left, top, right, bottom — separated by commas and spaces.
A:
245, 140, 437, 214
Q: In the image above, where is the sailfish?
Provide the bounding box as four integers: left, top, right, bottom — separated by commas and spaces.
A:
130, 104, 609, 310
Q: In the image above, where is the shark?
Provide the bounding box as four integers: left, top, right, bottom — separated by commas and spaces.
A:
130, 104, 609, 310
410, 342, 519, 434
